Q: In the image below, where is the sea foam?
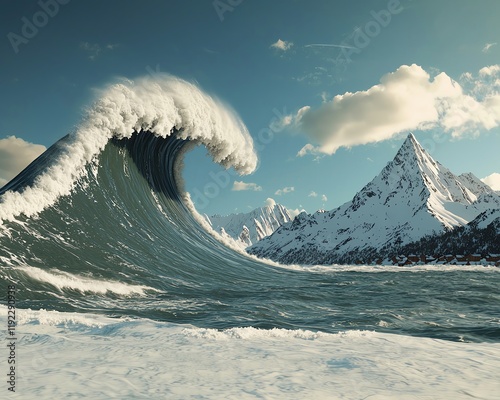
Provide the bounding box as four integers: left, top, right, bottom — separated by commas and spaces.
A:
1, 307, 499, 399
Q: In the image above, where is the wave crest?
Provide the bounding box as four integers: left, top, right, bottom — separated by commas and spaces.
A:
0, 75, 257, 223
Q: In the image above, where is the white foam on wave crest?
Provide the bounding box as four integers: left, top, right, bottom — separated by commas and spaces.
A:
183, 326, 378, 342
18, 265, 157, 295
1, 308, 499, 399
183, 325, 332, 340
0, 305, 117, 328
0, 75, 257, 225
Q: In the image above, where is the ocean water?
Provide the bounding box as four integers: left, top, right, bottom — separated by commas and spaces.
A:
1, 77, 499, 399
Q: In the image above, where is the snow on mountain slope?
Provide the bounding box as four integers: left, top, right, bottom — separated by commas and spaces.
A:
205, 200, 293, 246
457, 172, 496, 197
248, 133, 500, 264
397, 207, 500, 258
469, 208, 500, 230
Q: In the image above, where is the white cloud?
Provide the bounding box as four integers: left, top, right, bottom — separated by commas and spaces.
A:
232, 181, 262, 191
461, 72, 474, 81
269, 114, 293, 132
308, 191, 318, 197
275, 186, 294, 196
321, 194, 328, 202
482, 173, 500, 191
297, 143, 317, 157
287, 208, 303, 219
270, 39, 293, 52
264, 197, 302, 218
286, 64, 500, 156
482, 43, 497, 53
0, 136, 46, 187
479, 65, 500, 76
264, 197, 276, 207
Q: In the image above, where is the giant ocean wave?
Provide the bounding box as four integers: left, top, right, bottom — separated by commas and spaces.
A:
0, 75, 257, 221
0, 75, 279, 319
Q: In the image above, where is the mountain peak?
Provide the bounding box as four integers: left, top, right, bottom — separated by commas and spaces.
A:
383, 133, 486, 213
407, 132, 417, 140
396, 133, 424, 159
405, 132, 417, 143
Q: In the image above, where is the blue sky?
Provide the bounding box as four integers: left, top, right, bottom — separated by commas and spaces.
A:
1, 0, 499, 215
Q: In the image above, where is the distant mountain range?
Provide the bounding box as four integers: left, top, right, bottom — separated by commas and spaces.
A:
247, 134, 500, 264
205, 201, 294, 247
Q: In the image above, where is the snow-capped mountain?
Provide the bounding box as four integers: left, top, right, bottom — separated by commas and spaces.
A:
248, 133, 500, 264
205, 200, 294, 246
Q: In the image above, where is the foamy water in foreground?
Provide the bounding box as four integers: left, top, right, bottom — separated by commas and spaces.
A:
2, 306, 499, 399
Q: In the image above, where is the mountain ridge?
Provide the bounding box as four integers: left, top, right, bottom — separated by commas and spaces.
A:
205, 200, 294, 246
248, 133, 500, 264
